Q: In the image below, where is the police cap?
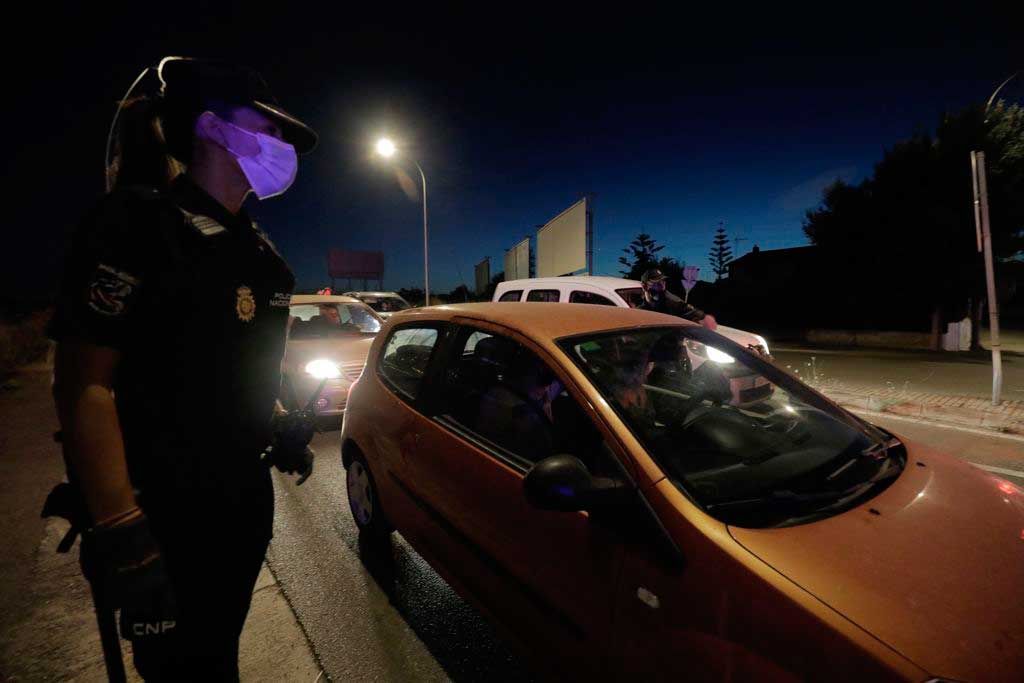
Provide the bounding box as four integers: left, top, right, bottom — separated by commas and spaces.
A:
157, 56, 318, 155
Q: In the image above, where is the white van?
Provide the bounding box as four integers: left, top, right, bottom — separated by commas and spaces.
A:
493, 276, 772, 404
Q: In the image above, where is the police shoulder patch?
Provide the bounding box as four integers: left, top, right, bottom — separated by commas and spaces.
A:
87, 264, 141, 317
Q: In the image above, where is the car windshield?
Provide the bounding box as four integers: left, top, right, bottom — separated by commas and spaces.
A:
559, 326, 904, 528
288, 303, 382, 338
361, 296, 410, 313
616, 287, 644, 308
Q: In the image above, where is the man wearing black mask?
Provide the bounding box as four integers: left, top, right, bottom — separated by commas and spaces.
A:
636, 268, 718, 330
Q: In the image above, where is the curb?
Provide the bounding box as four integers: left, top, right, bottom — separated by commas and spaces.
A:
822, 388, 1024, 436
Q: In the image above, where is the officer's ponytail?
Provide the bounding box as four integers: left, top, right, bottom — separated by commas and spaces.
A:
107, 95, 184, 194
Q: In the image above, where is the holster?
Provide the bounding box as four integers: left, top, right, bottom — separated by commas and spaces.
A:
41, 481, 91, 554
41, 429, 92, 554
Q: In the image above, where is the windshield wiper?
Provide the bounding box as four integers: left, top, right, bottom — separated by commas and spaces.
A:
706, 464, 903, 514
706, 488, 852, 512
825, 436, 902, 481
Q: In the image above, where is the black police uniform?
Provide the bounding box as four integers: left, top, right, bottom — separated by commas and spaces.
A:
50, 173, 295, 678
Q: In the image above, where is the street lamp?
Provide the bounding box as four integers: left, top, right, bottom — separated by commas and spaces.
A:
375, 137, 429, 305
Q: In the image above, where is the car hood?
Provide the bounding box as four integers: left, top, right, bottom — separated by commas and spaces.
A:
728, 444, 1024, 682
283, 336, 373, 372
715, 324, 760, 350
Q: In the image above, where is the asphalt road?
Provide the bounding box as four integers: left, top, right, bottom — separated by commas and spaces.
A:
267, 426, 536, 683
4, 368, 1021, 682
270, 410, 1024, 683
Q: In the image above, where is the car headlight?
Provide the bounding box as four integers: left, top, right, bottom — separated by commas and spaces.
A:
705, 345, 735, 364
754, 334, 770, 355
304, 359, 341, 380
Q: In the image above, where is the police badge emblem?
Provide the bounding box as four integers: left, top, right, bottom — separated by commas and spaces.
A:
236, 286, 256, 322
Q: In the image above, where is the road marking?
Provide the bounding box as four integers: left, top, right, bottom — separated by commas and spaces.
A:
970, 464, 1024, 479
849, 408, 1024, 444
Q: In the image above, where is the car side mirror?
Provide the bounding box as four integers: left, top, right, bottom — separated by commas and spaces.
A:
523, 454, 629, 512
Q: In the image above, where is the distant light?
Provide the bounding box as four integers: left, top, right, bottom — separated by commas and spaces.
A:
376, 138, 396, 158
997, 480, 1017, 496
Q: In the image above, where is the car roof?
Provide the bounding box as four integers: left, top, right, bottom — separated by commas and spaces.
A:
343, 291, 404, 298
289, 294, 362, 305
389, 302, 693, 339
497, 276, 642, 290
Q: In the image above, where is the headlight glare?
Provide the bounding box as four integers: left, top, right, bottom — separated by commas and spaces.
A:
305, 359, 341, 380
705, 345, 735, 364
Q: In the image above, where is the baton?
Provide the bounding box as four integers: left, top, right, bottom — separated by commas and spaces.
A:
89, 581, 127, 683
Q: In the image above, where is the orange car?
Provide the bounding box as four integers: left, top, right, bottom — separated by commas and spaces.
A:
340, 303, 1024, 682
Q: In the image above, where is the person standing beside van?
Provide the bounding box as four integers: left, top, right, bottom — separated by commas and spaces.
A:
637, 268, 717, 330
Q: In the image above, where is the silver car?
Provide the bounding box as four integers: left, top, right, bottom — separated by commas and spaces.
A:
281, 294, 382, 417
342, 291, 413, 318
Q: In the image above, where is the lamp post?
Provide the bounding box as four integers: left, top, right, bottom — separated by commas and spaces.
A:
376, 138, 430, 305
970, 72, 1017, 406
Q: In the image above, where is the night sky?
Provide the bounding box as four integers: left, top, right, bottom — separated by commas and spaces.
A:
3, 5, 1018, 300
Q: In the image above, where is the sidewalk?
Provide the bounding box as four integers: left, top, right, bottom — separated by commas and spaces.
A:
773, 343, 1024, 435
0, 369, 322, 682
815, 381, 1024, 435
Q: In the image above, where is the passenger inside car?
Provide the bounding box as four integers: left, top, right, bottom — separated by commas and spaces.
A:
476, 339, 560, 461
441, 331, 611, 470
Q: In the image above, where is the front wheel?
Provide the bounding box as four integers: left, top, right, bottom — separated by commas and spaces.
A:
346, 452, 392, 540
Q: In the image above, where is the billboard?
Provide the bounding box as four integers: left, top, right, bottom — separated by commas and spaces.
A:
503, 237, 530, 281
536, 198, 589, 277
327, 249, 384, 280
474, 258, 490, 294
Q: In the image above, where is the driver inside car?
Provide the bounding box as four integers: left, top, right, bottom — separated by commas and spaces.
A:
478, 348, 561, 461
606, 337, 657, 425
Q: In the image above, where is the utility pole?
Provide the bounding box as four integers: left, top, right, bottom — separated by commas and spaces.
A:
967, 72, 1017, 406
971, 151, 1002, 405
733, 235, 747, 256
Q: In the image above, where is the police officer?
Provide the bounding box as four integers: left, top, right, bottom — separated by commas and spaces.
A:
637, 267, 718, 330
50, 57, 317, 680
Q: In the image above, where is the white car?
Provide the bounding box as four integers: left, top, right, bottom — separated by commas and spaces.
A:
493, 276, 772, 405
342, 291, 413, 319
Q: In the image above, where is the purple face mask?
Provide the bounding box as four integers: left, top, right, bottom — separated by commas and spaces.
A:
217, 117, 298, 200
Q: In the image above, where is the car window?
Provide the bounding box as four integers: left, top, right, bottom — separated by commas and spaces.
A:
559, 327, 903, 528
569, 291, 615, 306
288, 303, 381, 337
378, 327, 440, 399
362, 296, 411, 313
616, 287, 644, 308
498, 290, 523, 302
526, 289, 560, 302
441, 327, 605, 469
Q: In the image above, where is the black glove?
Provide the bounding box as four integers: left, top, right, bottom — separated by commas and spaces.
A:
81, 510, 178, 641
263, 410, 315, 485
